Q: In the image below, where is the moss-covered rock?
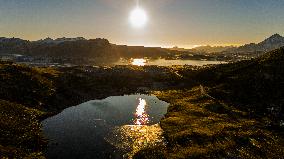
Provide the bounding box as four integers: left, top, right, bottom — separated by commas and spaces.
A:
0, 100, 47, 158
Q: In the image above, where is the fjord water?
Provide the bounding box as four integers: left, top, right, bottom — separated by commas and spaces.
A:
42, 94, 169, 159
115, 58, 226, 66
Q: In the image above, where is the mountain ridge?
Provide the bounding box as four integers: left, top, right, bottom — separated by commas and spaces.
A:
169, 33, 284, 53
1, 33, 284, 53
228, 33, 284, 52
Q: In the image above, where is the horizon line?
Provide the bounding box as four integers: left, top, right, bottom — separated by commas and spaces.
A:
1, 33, 282, 49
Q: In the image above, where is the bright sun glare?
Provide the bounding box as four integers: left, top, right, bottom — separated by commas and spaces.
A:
129, 7, 148, 28
132, 59, 146, 66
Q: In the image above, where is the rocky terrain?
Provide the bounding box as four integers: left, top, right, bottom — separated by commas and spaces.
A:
135, 47, 284, 158
0, 47, 284, 158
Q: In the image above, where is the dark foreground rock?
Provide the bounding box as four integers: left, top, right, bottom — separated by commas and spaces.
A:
1, 47, 284, 158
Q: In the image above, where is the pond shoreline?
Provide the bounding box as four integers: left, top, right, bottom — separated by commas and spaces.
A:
42, 94, 169, 159
1, 62, 185, 158
2, 47, 284, 158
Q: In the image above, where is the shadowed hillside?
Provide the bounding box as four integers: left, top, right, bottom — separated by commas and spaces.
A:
0, 100, 47, 158
0, 48, 284, 158
0, 61, 181, 158
0, 37, 176, 65
134, 47, 284, 158
183, 47, 284, 122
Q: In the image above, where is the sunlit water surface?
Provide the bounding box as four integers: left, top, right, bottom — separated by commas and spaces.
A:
131, 59, 147, 66
42, 95, 169, 159
116, 58, 226, 66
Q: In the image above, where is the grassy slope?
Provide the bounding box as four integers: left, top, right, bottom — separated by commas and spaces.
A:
0, 62, 179, 158
0, 62, 58, 158
135, 47, 284, 158
49, 65, 179, 110
0, 61, 58, 109
180, 47, 284, 118
0, 100, 47, 158
1, 47, 283, 158
155, 89, 284, 158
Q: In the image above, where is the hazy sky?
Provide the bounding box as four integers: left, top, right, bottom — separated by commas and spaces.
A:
0, 0, 284, 48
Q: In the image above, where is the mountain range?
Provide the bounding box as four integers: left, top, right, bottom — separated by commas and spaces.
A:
230, 34, 284, 52
0, 34, 284, 59
191, 45, 235, 53
0, 37, 173, 64
170, 33, 284, 53
36, 37, 87, 44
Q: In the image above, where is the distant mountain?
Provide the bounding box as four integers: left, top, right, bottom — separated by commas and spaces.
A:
170, 34, 284, 54
0, 37, 113, 58
191, 45, 235, 53
230, 34, 284, 52
36, 37, 86, 44
168, 46, 191, 52
258, 34, 284, 50
0, 37, 27, 44
0, 37, 30, 55
29, 38, 113, 58
169, 45, 235, 53
0, 36, 174, 64
36, 37, 54, 44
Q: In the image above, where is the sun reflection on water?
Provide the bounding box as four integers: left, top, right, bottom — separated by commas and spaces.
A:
131, 59, 146, 66
105, 97, 166, 158
134, 98, 149, 125
105, 124, 166, 158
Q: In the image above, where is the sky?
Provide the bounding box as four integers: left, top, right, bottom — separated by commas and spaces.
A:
0, 0, 284, 48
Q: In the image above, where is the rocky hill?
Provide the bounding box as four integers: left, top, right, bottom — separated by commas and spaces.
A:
135, 47, 284, 159
171, 34, 284, 54
0, 60, 182, 158
0, 37, 173, 62
36, 37, 87, 44
1, 45, 284, 158
181, 46, 284, 122
229, 34, 284, 52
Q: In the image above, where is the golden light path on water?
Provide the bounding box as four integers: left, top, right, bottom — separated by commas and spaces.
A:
131, 59, 147, 66
134, 98, 149, 125
105, 97, 166, 158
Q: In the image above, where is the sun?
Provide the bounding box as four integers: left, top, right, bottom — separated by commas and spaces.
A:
129, 7, 148, 28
